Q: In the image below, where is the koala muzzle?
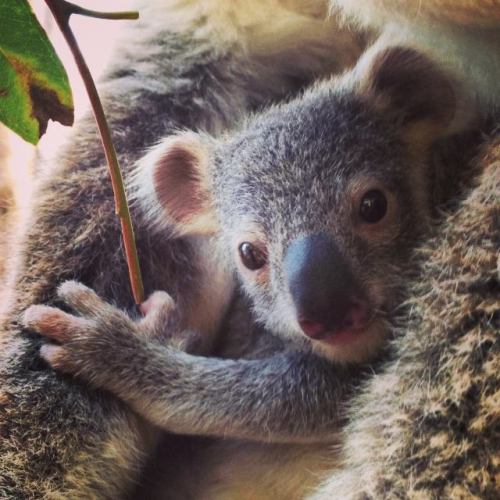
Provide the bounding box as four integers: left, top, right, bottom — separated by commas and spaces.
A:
284, 234, 368, 341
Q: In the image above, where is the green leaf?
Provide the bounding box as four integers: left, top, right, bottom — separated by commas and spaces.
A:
0, 0, 73, 144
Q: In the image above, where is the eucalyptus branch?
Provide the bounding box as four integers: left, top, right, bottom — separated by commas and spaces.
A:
44, 0, 144, 304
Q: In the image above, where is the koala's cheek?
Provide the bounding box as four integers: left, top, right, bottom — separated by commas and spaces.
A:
366, 259, 411, 311
254, 267, 271, 287
259, 293, 301, 337
363, 278, 388, 311
236, 262, 270, 289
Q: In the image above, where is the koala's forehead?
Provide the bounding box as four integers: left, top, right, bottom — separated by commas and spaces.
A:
215, 92, 405, 222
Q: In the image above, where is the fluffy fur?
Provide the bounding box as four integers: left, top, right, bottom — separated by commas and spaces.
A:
1, 0, 498, 497
310, 130, 500, 500
331, 0, 500, 110
331, 0, 500, 27
21, 44, 482, 498
0, 1, 365, 498
306, 1, 500, 498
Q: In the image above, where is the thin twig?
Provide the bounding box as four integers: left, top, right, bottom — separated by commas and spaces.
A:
59, 1, 138, 21
44, 0, 144, 304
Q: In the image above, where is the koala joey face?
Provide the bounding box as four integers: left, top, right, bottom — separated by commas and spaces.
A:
214, 99, 429, 364
147, 47, 460, 364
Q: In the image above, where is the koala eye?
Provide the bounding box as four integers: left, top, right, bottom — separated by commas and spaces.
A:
238, 242, 267, 271
359, 189, 387, 224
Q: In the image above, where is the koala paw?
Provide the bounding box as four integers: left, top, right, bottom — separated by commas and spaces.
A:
137, 290, 178, 341
23, 281, 180, 377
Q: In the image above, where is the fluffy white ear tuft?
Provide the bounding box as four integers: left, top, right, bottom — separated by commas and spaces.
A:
132, 131, 218, 237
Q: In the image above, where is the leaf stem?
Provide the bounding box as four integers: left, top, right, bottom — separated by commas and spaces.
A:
56, 1, 139, 21
44, 0, 144, 304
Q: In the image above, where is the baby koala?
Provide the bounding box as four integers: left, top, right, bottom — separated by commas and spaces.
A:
24, 46, 473, 497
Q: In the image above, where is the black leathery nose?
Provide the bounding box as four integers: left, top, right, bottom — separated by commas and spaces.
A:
284, 233, 358, 332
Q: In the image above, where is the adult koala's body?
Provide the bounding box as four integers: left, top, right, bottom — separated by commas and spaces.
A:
308, 1, 500, 498
0, 1, 364, 498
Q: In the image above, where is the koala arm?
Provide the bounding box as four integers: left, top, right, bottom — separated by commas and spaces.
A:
25, 282, 357, 444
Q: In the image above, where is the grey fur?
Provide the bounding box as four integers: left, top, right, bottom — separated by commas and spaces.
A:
309, 129, 500, 500
0, 1, 366, 498
305, 2, 500, 497
22, 45, 481, 498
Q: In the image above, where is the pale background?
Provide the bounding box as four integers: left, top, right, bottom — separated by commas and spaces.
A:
0, 0, 134, 295
4, 0, 134, 207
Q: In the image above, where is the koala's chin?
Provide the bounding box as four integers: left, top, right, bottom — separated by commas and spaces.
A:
309, 319, 390, 365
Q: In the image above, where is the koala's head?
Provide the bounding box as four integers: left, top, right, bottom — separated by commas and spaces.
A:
140, 47, 464, 363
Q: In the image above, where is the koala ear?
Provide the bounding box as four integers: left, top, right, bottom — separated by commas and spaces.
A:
355, 46, 460, 146
135, 131, 218, 236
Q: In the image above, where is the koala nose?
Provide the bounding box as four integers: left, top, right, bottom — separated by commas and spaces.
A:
284, 233, 367, 339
